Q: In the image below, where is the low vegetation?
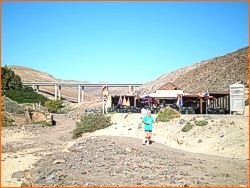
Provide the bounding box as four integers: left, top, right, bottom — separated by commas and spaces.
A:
2, 96, 25, 114
195, 120, 208, 126
181, 122, 194, 132
2, 114, 15, 127
32, 121, 52, 127
45, 99, 63, 113
181, 120, 208, 132
73, 113, 111, 139
3, 87, 48, 106
156, 107, 181, 122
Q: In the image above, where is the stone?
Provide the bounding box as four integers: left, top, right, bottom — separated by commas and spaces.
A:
53, 159, 66, 164
46, 172, 56, 180
198, 139, 203, 143
125, 148, 132, 152
179, 119, 185, 124
12, 171, 24, 179
21, 179, 32, 187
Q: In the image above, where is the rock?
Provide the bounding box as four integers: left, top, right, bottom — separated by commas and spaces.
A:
21, 170, 33, 187
77, 146, 83, 150
21, 179, 32, 187
125, 148, 132, 152
128, 128, 132, 131
46, 172, 56, 180
198, 139, 203, 143
12, 171, 24, 179
24, 111, 32, 123
179, 119, 185, 124
177, 138, 184, 145
53, 159, 66, 164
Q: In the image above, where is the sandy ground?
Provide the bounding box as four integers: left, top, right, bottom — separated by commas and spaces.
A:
92, 113, 249, 160
1, 111, 249, 186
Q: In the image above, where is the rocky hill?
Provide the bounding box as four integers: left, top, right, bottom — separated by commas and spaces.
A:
9, 66, 101, 102
138, 46, 249, 95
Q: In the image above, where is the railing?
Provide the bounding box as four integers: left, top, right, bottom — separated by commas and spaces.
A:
22, 82, 144, 87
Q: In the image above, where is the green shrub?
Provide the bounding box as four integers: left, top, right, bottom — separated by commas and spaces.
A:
156, 107, 181, 122
73, 113, 111, 139
195, 120, 208, 126
181, 122, 194, 132
3, 87, 48, 105
32, 121, 52, 127
2, 114, 15, 127
45, 99, 63, 113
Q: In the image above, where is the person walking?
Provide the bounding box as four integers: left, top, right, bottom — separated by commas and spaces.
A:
142, 110, 154, 146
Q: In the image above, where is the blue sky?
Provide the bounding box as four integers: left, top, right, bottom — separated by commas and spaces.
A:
2, 2, 248, 83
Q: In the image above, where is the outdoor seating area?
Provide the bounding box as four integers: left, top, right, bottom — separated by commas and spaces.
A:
108, 106, 141, 113
207, 108, 227, 114
103, 83, 231, 115
179, 107, 196, 114
107, 105, 164, 114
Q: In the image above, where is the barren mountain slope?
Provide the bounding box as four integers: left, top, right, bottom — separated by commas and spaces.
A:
139, 46, 248, 94
9, 66, 100, 102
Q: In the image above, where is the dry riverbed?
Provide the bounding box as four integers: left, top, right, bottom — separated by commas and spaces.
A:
1, 113, 249, 186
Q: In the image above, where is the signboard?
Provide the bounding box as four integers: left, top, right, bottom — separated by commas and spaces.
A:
230, 83, 245, 114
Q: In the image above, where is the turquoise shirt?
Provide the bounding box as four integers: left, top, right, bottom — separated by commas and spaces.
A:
143, 115, 154, 131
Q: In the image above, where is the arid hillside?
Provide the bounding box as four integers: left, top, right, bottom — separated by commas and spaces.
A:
138, 46, 249, 95
9, 66, 129, 101
9, 66, 100, 102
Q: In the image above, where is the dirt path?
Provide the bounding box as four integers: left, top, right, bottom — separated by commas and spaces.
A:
1, 114, 77, 187
1, 113, 249, 187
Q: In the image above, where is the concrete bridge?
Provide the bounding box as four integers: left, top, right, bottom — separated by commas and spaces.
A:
22, 82, 143, 103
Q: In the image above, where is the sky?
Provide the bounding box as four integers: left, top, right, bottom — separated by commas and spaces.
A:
2, 2, 249, 83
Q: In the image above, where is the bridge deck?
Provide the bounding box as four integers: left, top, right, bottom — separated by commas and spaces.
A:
22, 82, 143, 87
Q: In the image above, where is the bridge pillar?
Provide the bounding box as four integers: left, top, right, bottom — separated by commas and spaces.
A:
54, 85, 58, 100
32, 85, 35, 90
81, 86, 84, 102
58, 86, 61, 100
78, 85, 81, 103
36, 85, 39, 92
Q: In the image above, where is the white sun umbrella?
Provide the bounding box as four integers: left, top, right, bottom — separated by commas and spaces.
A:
126, 97, 130, 107
122, 96, 127, 106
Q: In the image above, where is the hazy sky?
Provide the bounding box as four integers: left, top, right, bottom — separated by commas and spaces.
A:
2, 2, 248, 83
